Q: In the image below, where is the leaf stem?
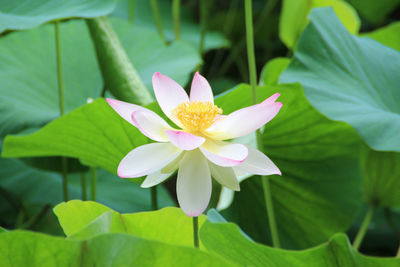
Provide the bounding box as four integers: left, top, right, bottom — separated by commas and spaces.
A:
151, 186, 158, 210
81, 172, 87, 201
244, 0, 280, 247
193, 216, 199, 248
352, 204, 375, 250
55, 21, 69, 202
90, 167, 97, 201
172, 0, 181, 40
129, 0, 135, 23
199, 0, 207, 55
151, 0, 167, 44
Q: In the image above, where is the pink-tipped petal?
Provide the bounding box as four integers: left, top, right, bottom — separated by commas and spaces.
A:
106, 98, 147, 126
206, 94, 282, 140
141, 171, 174, 188
200, 140, 248, 167
164, 130, 205, 150
152, 72, 189, 119
233, 146, 281, 176
131, 110, 173, 142
177, 150, 212, 217
118, 143, 182, 178
189, 72, 214, 103
209, 162, 240, 191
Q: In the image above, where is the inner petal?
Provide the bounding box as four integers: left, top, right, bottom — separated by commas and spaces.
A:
171, 101, 222, 134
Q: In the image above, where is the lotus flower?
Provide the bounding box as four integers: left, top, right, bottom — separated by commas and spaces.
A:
107, 72, 282, 217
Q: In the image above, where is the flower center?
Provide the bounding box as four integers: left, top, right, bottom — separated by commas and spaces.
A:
172, 101, 222, 134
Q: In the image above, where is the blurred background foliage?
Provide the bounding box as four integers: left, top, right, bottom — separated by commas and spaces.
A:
0, 0, 399, 263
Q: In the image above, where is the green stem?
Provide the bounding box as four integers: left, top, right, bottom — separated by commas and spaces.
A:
193, 216, 199, 248
172, 0, 180, 40
397, 245, 400, 258
151, 186, 158, 210
352, 204, 375, 251
129, 0, 135, 23
81, 172, 87, 201
245, 0, 280, 247
151, 0, 167, 44
199, 0, 207, 55
55, 21, 69, 202
90, 167, 97, 201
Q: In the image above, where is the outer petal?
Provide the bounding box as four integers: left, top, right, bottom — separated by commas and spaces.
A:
164, 130, 205, 150
209, 162, 240, 191
118, 143, 182, 178
205, 93, 282, 140
189, 72, 214, 103
233, 146, 281, 176
106, 98, 147, 126
177, 149, 212, 217
200, 140, 248, 167
131, 110, 173, 142
152, 72, 189, 119
141, 171, 174, 188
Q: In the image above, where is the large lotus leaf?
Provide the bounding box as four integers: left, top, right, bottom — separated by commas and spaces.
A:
0, 18, 200, 137
346, 0, 400, 25
259, 57, 290, 86
0, 155, 174, 213
279, 0, 360, 49
280, 8, 400, 152
54, 201, 206, 248
0, 0, 117, 33
213, 83, 363, 249
112, 0, 229, 51
200, 217, 400, 266
361, 149, 400, 207
2, 98, 147, 174
0, 231, 235, 267
362, 22, 400, 51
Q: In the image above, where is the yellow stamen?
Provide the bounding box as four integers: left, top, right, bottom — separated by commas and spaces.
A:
172, 101, 222, 134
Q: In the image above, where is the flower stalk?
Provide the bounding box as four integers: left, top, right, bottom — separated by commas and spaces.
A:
172, 0, 181, 40
54, 21, 69, 202
151, 0, 167, 44
352, 204, 375, 250
90, 167, 97, 201
193, 216, 199, 248
244, 0, 280, 247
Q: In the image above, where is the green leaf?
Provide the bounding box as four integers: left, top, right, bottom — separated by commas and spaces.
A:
200, 218, 400, 266
54, 200, 206, 248
215, 83, 363, 249
346, 0, 400, 25
0, 18, 200, 137
2, 99, 147, 175
280, 8, 400, 152
0, 0, 117, 33
0, 155, 174, 214
361, 149, 400, 207
112, 0, 229, 52
259, 57, 290, 86
0, 231, 235, 267
361, 22, 400, 51
279, 0, 360, 49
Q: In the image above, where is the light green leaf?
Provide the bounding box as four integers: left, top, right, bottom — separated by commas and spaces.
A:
0, 231, 235, 267
215, 83, 363, 249
279, 0, 360, 49
361, 149, 400, 207
0, 0, 117, 33
280, 8, 400, 152
259, 57, 290, 86
0, 18, 200, 136
200, 218, 400, 266
361, 22, 400, 51
54, 200, 206, 248
346, 0, 400, 25
112, 0, 229, 51
2, 99, 147, 174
